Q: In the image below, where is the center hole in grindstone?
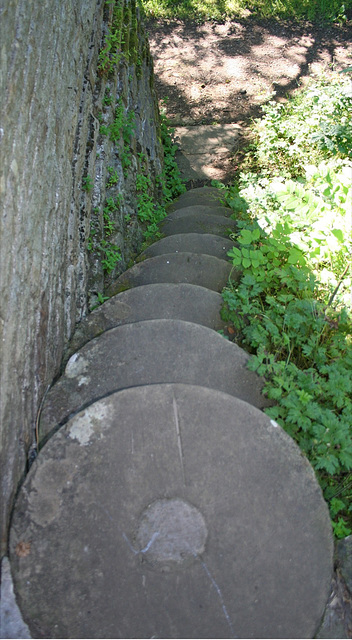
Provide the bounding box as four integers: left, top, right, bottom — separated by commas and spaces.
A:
136, 498, 208, 571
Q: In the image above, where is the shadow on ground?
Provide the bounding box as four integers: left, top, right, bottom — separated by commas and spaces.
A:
146, 17, 352, 125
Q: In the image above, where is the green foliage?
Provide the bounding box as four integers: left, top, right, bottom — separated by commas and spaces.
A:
100, 240, 122, 272
88, 196, 122, 274
100, 100, 135, 176
82, 175, 94, 192
222, 71, 352, 537
223, 220, 352, 536
98, 1, 124, 77
158, 106, 186, 203
245, 0, 351, 21
246, 74, 352, 178
140, 0, 352, 22
106, 166, 119, 187
136, 169, 165, 239
237, 72, 352, 311
90, 292, 111, 311
141, 0, 248, 22
136, 109, 185, 240
103, 88, 113, 106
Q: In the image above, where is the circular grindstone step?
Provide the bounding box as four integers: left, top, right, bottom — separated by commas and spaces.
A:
168, 186, 227, 211
65, 283, 226, 363
138, 233, 234, 260
39, 319, 271, 442
10, 384, 333, 639
165, 204, 233, 218
160, 211, 237, 237
106, 252, 237, 297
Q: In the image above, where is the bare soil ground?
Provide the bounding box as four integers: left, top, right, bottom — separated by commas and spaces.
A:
146, 18, 352, 127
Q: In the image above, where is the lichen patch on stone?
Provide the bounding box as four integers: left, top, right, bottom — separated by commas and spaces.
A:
65, 353, 89, 379
68, 402, 110, 446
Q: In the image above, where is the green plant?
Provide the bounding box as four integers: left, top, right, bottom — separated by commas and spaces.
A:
98, 1, 124, 77
222, 219, 352, 536
87, 196, 122, 274
82, 175, 94, 192
135, 115, 185, 241
140, 0, 352, 22
100, 240, 122, 272
100, 100, 124, 142
158, 107, 186, 203
246, 73, 352, 179
220, 70, 352, 537
100, 101, 136, 176
136, 170, 164, 238
103, 88, 113, 106
107, 166, 119, 187
95, 291, 111, 307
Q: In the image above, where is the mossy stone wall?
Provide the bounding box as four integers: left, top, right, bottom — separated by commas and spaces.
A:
0, 0, 163, 554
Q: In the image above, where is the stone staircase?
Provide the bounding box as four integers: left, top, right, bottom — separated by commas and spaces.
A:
8, 187, 333, 639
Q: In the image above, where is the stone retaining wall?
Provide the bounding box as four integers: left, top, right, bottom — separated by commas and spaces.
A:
0, 0, 163, 554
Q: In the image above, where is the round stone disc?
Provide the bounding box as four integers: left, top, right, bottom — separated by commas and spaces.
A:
106, 252, 235, 297
10, 385, 332, 639
38, 319, 271, 442
167, 186, 227, 211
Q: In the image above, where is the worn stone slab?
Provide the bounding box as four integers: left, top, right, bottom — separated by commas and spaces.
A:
175, 125, 241, 155
167, 187, 227, 211
160, 211, 237, 237
39, 319, 271, 442
64, 283, 226, 364
106, 252, 237, 297
174, 123, 241, 181
164, 204, 233, 218
138, 234, 234, 261
10, 384, 333, 639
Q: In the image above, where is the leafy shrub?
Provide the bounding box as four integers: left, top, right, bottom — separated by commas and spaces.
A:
223, 220, 352, 537
221, 71, 352, 537
247, 74, 352, 178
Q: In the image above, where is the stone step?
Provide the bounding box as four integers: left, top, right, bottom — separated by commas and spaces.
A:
160, 210, 237, 237
137, 233, 234, 261
164, 204, 234, 218
39, 319, 271, 443
167, 186, 227, 211
106, 252, 238, 297
10, 383, 333, 639
64, 283, 227, 364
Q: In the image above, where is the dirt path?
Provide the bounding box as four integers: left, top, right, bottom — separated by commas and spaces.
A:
146, 18, 352, 127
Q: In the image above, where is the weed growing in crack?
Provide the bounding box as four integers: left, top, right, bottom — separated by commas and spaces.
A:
136, 124, 185, 242
98, 0, 124, 77
107, 166, 119, 188
91, 291, 111, 310
88, 196, 122, 274
82, 174, 94, 192
101, 100, 135, 177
